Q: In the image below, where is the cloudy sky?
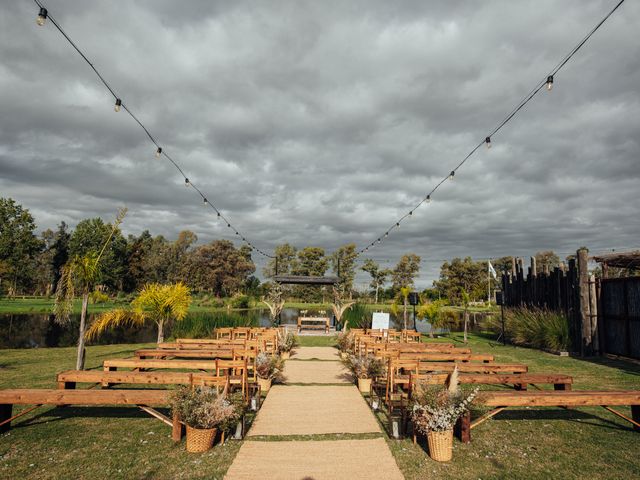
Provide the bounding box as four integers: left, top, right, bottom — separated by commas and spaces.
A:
1, 0, 639, 288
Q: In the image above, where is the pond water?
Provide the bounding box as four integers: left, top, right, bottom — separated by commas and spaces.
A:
0, 307, 493, 349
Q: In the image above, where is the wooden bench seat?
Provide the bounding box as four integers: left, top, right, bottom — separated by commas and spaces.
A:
135, 349, 235, 359
456, 390, 640, 443
103, 358, 218, 372
410, 372, 573, 391
399, 353, 494, 362
417, 362, 528, 374
0, 388, 184, 441
159, 341, 243, 349
56, 370, 229, 390
297, 317, 330, 334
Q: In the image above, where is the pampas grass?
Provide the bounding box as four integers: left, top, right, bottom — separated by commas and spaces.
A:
489, 307, 570, 351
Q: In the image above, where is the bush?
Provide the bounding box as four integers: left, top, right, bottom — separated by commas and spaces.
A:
489, 307, 570, 352
228, 294, 250, 309
89, 290, 110, 304
170, 311, 258, 338
342, 303, 371, 329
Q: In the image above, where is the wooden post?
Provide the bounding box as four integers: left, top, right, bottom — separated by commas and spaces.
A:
455, 410, 471, 443
172, 412, 184, 442
577, 248, 592, 356
589, 274, 599, 354
0, 404, 12, 433
632, 405, 640, 432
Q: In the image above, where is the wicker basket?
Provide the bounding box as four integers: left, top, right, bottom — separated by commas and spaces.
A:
427, 429, 453, 462
281, 351, 290, 360
358, 377, 372, 393
186, 425, 217, 453
258, 376, 272, 392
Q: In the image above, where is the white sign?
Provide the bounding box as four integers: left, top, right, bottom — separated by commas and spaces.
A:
371, 312, 390, 330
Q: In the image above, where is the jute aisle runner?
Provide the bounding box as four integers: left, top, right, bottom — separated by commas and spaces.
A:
224, 347, 405, 480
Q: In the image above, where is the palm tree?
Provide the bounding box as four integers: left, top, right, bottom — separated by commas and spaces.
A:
418, 300, 445, 338
461, 289, 471, 344
400, 286, 411, 330
86, 282, 191, 343
54, 208, 126, 370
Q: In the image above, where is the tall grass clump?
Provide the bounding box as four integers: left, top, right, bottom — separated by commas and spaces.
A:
171, 311, 258, 338
489, 307, 570, 352
342, 303, 371, 329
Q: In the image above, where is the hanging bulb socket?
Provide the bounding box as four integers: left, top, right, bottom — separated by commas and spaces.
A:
546, 75, 554, 91
396, 222, 400, 228
37, 7, 48, 26
449, 170, 455, 180
155, 147, 162, 158
203, 198, 208, 205
114, 98, 122, 112
184, 178, 190, 187
217, 212, 221, 217
409, 211, 413, 216
426, 194, 431, 203
485, 136, 491, 149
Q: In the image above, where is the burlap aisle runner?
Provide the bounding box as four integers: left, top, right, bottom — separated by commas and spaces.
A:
224, 347, 405, 479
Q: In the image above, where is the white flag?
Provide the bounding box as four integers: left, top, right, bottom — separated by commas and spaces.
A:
488, 261, 497, 280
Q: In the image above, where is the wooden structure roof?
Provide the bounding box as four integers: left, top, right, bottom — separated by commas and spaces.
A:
272, 275, 339, 285
591, 251, 640, 270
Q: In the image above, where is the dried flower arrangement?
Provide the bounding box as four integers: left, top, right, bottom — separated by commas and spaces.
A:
344, 354, 385, 379
255, 352, 285, 381
170, 386, 237, 430
277, 329, 299, 354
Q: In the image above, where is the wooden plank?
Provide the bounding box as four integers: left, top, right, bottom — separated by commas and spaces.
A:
57, 370, 227, 386
135, 349, 235, 359
399, 353, 494, 362
103, 359, 217, 370
417, 362, 528, 373
477, 390, 640, 407
0, 389, 171, 406
413, 373, 572, 385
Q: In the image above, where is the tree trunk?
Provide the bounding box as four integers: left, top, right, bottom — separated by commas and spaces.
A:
375, 285, 379, 304
403, 297, 408, 330
76, 292, 89, 370
463, 309, 469, 344
157, 321, 165, 344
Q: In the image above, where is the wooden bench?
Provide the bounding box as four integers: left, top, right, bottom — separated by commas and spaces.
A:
103, 358, 218, 372
455, 390, 640, 442
409, 372, 573, 391
417, 362, 528, 374
159, 340, 245, 349
297, 317, 330, 333
135, 349, 235, 360
56, 370, 229, 391
399, 352, 494, 363
0, 389, 183, 441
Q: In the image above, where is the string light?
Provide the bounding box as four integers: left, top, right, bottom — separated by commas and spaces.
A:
31, 0, 274, 258
449, 171, 455, 180
546, 75, 554, 91
36, 7, 47, 25
426, 195, 431, 203
485, 136, 491, 149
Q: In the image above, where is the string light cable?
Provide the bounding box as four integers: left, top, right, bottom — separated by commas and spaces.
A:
355, 0, 626, 257
32, 0, 274, 259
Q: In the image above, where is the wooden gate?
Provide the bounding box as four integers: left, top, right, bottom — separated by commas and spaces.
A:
598, 277, 640, 359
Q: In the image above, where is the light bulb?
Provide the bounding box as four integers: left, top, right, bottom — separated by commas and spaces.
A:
114, 98, 122, 112
449, 170, 455, 180
546, 75, 553, 91
385, 232, 389, 237
377, 238, 381, 244
396, 222, 400, 228
37, 7, 47, 26
485, 136, 491, 149
426, 195, 431, 203
184, 178, 190, 187
155, 147, 162, 158
203, 198, 208, 205
409, 211, 413, 216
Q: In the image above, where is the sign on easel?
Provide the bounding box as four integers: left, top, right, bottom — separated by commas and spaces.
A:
371, 312, 390, 330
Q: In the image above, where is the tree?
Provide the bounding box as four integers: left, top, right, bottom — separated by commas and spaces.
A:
86, 282, 191, 343
400, 286, 411, 330
54, 208, 127, 370
535, 251, 561, 272
391, 254, 421, 292
182, 240, 255, 296
292, 247, 328, 302
166, 230, 197, 283
51, 222, 70, 290
434, 257, 485, 304
0, 198, 42, 295
34, 229, 55, 296
263, 243, 298, 278
330, 243, 358, 294
361, 259, 388, 304
461, 289, 470, 344
417, 299, 446, 338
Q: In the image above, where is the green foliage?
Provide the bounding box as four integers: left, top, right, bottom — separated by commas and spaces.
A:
488, 307, 571, 352
391, 253, 421, 291
361, 259, 389, 303
342, 302, 371, 329
228, 293, 250, 309
89, 290, 110, 304
330, 243, 358, 293
434, 257, 486, 304
171, 311, 258, 338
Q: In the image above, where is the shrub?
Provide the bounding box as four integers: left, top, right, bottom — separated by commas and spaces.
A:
228, 294, 250, 309
488, 307, 570, 352
170, 386, 237, 429
89, 290, 110, 304
342, 303, 371, 329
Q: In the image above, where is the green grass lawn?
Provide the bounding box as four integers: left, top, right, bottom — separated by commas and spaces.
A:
1, 334, 639, 479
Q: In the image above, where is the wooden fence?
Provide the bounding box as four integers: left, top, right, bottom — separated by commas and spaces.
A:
598, 276, 640, 359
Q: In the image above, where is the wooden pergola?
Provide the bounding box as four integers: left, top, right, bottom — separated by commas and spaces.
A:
591, 251, 640, 277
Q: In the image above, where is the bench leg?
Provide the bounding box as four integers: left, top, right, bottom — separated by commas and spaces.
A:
455, 410, 471, 443
58, 381, 76, 390
0, 404, 12, 433
632, 406, 640, 433
172, 412, 184, 442
515, 383, 528, 391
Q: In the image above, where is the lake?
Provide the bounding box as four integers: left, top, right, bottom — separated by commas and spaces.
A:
0, 307, 492, 348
